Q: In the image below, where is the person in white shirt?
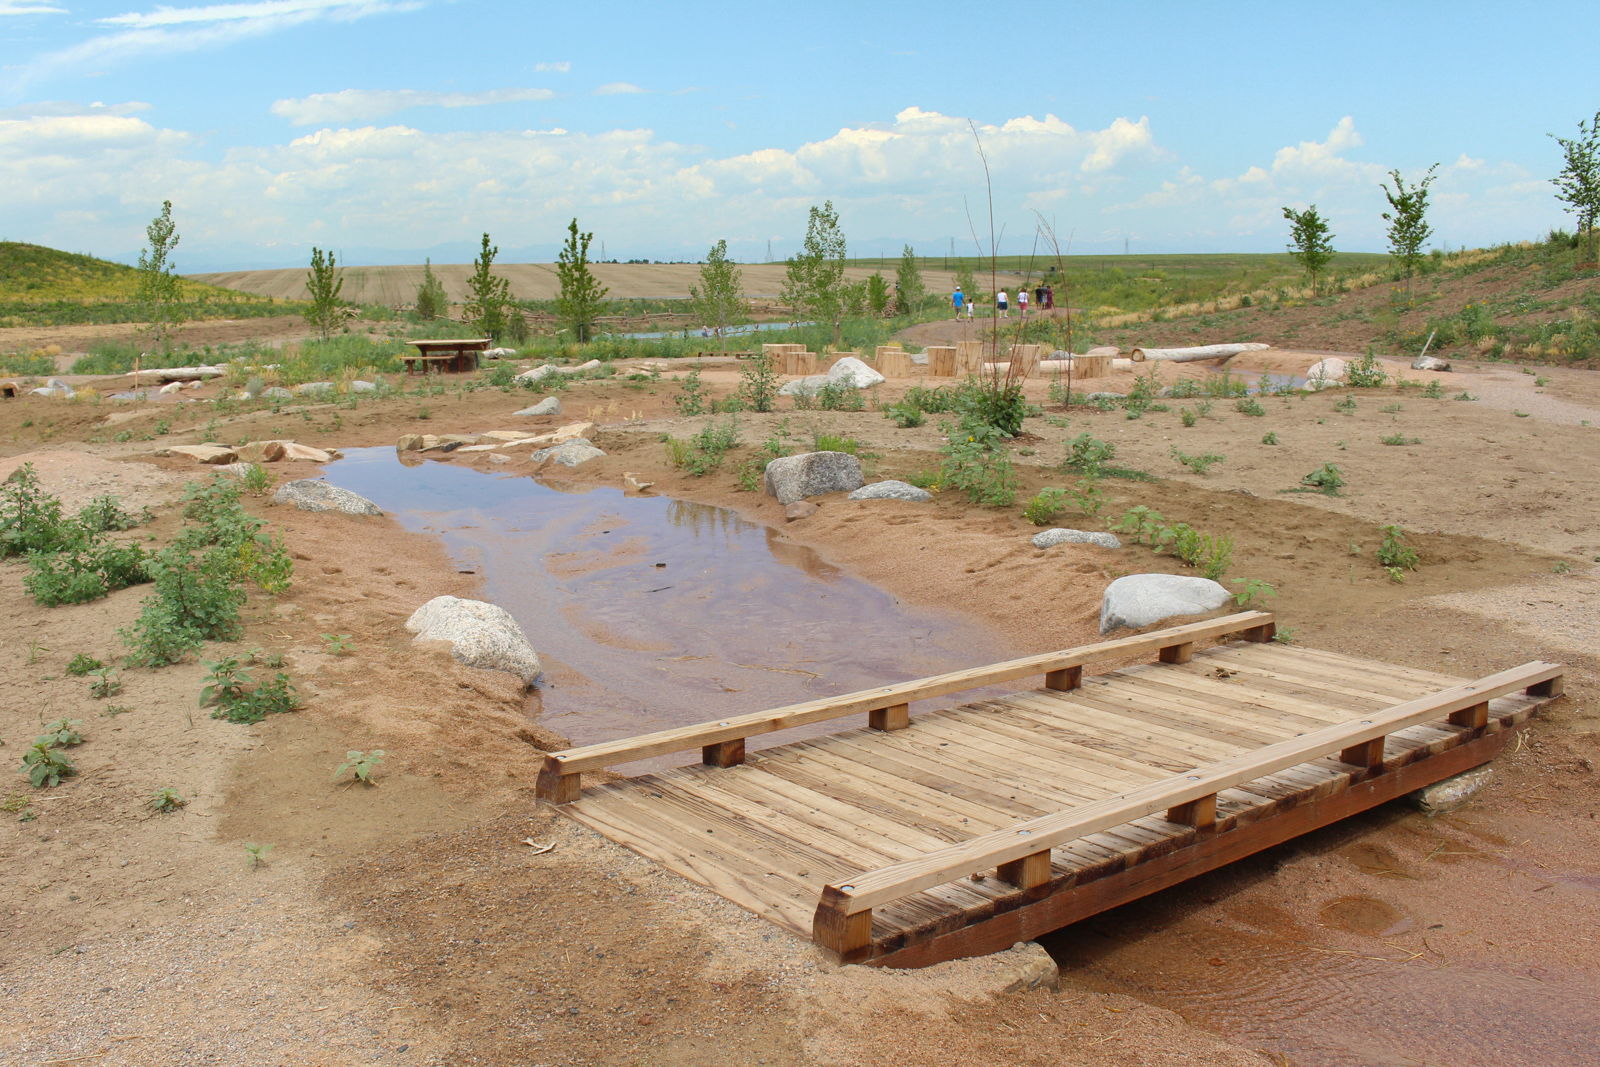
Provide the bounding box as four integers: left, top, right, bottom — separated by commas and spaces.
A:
1017, 288, 1029, 316
996, 290, 1008, 317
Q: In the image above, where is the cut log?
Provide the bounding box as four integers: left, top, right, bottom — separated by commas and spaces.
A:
1129, 343, 1271, 363
925, 346, 957, 377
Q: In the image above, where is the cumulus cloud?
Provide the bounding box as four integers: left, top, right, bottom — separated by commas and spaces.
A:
594, 82, 647, 95
533, 61, 569, 73
0, 100, 152, 120
271, 87, 557, 125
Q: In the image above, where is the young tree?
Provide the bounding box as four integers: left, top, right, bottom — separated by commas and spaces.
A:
1281, 204, 1335, 292
556, 219, 609, 342
780, 201, 848, 346
1551, 110, 1600, 264
894, 244, 926, 315
1380, 164, 1439, 301
135, 200, 185, 351
866, 272, 890, 316
414, 257, 448, 320
688, 239, 747, 351
303, 247, 348, 340
463, 233, 512, 341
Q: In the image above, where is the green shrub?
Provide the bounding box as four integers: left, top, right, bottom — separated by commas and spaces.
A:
1180, 408, 1198, 427
21, 743, 75, 788
1376, 525, 1419, 571
1379, 432, 1421, 445
211, 672, 300, 724
1023, 488, 1068, 526
1262, 431, 1280, 445
1170, 447, 1225, 475
65, 653, 103, 677
816, 380, 864, 411
1299, 463, 1345, 493
940, 417, 1017, 507
1235, 397, 1266, 417
813, 432, 858, 455
674, 363, 708, 416
1346, 349, 1389, 388
1064, 433, 1117, 477
738, 352, 781, 413
885, 402, 926, 428
664, 416, 739, 476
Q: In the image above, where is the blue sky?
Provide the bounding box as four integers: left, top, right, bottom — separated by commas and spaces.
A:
2, 0, 1597, 271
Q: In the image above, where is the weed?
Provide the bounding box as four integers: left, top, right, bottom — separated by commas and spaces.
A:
664, 416, 739, 476
1345, 349, 1389, 388
1376, 525, 1419, 571
1166, 523, 1235, 579
21, 743, 75, 788
149, 788, 186, 813
417, 405, 430, 420
816, 380, 865, 411
673, 363, 708, 416
2, 791, 34, 822
1107, 506, 1167, 546
738, 353, 782, 413
334, 749, 386, 785
1552, 561, 1572, 574
243, 843, 273, 868
239, 464, 276, 497
1422, 379, 1443, 399
1380, 432, 1422, 445
1297, 463, 1345, 494
38, 719, 84, 747
1064, 433, 1117, 478
1348, 539, 1361, 557
1180, 408, 1198, 427
813, 432, 858, 455
65, 653, 103, 677
1379, 403, 1403, 414
885, 402, 926, 428
940, 417, 1017, 507
199, 657, 251, 707
1384, 565, 1406, 583
1170, 447, 1225, 475
1535, 375, 1550, 387
1261, 431, 1280, 445
1454, 391, 1477, 401
1231, 578, 1277, 607
1064, 477, 1107, 519
321, 633, 355, 656
101, 705, 132, 718
1235, 397, 1266, 417
1272, 626, 1298, 644
210, 672, 299, 725
1514, 410, 1530, 418
88, 669, 121, 698
1333, 395, 1357, 414
1023, 488, 1068, 526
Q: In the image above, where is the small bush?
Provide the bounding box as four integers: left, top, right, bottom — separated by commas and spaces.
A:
21, 743, 75, 788
334, 750, 386, 785
1346, 349, 1389, 388
1180, 408, 1198, 427
885, 402, 926, 428
1299, 463, 1345, 493
1235, 397, 1266, 417
941, 417, 1017, 507
1170, 447, 1225, 475
813, 432, 858, 455
664, 416, 739, 476
1023, 488, 1068, 526
149, 788, 186, 813
1379, 433, 1421, 445
1334, 394, 1357, 414
1376, 525, 1419, 571
65, 653, 103, 677
1262, 431, 1280, 445
1231, 578, 1277, 607
211, 672, 300, 724
1064, 433, 1117, 477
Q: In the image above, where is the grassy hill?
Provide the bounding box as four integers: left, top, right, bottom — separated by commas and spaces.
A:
0, 241, 291, 328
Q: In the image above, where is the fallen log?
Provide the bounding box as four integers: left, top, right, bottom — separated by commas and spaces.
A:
1129, 343, 1271, 363
128, 365, 227, 383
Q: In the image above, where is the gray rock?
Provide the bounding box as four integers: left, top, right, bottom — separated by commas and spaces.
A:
1033, 528, 1122, 550
31, 378, 74, 399
1305, 357, 1348, 390
404, 595, 542, 685
1408, 766, 1491, 815
530, 439, 604, 467
515, 397, 562, 416
350, 380, 378, 393
784, 501, 819, 521
1412, 355, 1451, 372
778, 373, 829, 397
827, 356, 885, 389
909, 352, 929, 365
271, 479, 383, 516
1085, 391, 1125, 402
261, 387, 293, 400
1100, 573, 1231, 634
485, 346, 518, 359
847, 479, 932, 503
294, 381, 334, 396
763, 451, 865, 504
994, 941, 1061, 995
216, 461, 265, 480
514, 364, 557, 385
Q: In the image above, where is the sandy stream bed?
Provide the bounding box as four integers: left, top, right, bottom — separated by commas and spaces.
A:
0, 351, 1596, 1066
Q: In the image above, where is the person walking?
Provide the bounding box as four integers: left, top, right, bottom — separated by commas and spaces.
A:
996, 289, 1009, 318
952, 287, 964, 320
1017, 288, 1029, 317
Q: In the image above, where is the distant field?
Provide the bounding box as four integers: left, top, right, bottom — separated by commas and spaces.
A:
189, 262, 962, 304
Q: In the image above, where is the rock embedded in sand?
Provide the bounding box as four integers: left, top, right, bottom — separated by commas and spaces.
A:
1408, 766, 1491, 815
763, 451, 865, 505
847, 480, 932, 503
1100, 573, 1230, 634
1032, 528, 1122, 550
165, 444, 238, 464
350, 380, 378, 393
827, 356, 886, 389
31, 378, 75, 399
236, 440, 287, 463
515, 397, 563, 416
1412, 355, 1451, 372
994, 941, 1061, 994
530, 439, 605, 467
405, 595, 542, 685
784, 501, 819, 521
294, 381, 334, 397
272, 479, 382, 515
1306, 357, 1348, 390
261, 387, 293, 400
280, 442, 335, 462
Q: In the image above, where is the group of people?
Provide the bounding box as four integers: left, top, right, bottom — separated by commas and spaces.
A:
951, 285, 1055, 320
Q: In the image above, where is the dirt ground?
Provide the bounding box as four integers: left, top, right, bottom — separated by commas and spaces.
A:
0, 344, 1596, 1065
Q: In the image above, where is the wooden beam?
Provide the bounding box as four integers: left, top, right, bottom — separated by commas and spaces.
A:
1339, 737, 1386, 769
1166, 792, 1216, 829
1527, 676, 1564, 698
543, 612, 1274, 775
536, 764, 581, 805
869, 703, 910, 732
996, 849, 1053, 890
1045, 666, 1082, 692
1241, 622, 1276, 643
1448, 701, 1489, 730
812, 888, 874, 963
702, 739, 745, 768
1159, 642, 1195, 664
869, 726, 1518, 968
813, 659, 1561, 919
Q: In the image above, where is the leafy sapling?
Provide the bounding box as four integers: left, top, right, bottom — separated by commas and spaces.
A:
1231, 578, 1278, 608
149, 788, 186, 813
321, 634, 355, 656
335, 750, 386, 785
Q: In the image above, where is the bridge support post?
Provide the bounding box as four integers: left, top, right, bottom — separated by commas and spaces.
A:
1166, 793, 1217, 829
1340, 737, 1387, 769
813, 890, 873, 964
1527, 676, 1563, 698
997, 849, 1053, 890
536, 762, 581, 804
702, 739, 746, 768
1449, 701, 1489, 730
869, 703, 911, 731
1158, 642, 1194, 664
1045, 666, 1082, 692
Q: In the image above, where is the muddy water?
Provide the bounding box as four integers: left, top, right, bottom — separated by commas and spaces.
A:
1041, 816, 1599, 1066
320, 448, 1014, 768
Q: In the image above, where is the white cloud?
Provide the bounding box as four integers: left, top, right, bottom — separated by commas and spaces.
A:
0, 100, 152, 119
533, 61, 569, 73
4, 0, 419, 91
0, 2, 67, 13
271, 87, 557, 125
594, 82, 647, 96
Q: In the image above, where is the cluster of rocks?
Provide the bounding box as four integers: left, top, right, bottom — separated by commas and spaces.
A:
395, 420, 604, 466
514, 360, 602, 385
159, 440, 339, 465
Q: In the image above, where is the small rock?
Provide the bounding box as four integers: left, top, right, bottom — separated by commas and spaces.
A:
488, 453, 511, 465
280, 442, 333, 462
1412, 355, 1451, 372
261, 387, 293, 400
485, 347, 518, 359
166, 444, 238, 464
236, 440, 288, 464
405, 595, 542, 685
216, 462, 265, 479
1033, 528, 1122, 550
827, 356, 886, 389
1408, 766, 1491, 816
272, 480, 382, 515
995, 942, 1061, 994
847, 480, 932, 503
479, 430, 541, 442
1085, 391, 1125, 402
397, 434, 425, 451
350, 380, 378, 393
159, 381, 183, 395
514, 364, 557, 385
1100, 573, 1231, 634
763, 451, 865, 505
777, 374, 830, 397
531, 439, 605, 467
294, 381, 334, 396
624, 472, 655, 493
515, 397, 562, 416
785, 501, 819, 521
30, 378, 75, 399
1086, 345, 1121, 356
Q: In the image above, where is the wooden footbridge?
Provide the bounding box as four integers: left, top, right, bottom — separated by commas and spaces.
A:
536, 612, 1563, 967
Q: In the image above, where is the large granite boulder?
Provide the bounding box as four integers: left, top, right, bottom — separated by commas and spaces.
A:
272, 479, 382, 515
763, 451, 865, 504
405, 595, 542, 685
827, 356, 885, 389
1033, 528, 1122, 550
1100, 573, 1230, 634
1306, 358, 1348, 390
847, 479, 932, 503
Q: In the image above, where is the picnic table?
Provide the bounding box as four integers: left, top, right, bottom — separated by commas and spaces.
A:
403, 338, 490, 375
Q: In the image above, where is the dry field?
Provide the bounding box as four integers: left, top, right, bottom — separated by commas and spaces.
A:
0, 333, 1596, 1066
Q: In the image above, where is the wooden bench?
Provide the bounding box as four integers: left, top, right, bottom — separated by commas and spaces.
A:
403, 338, 490, 375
